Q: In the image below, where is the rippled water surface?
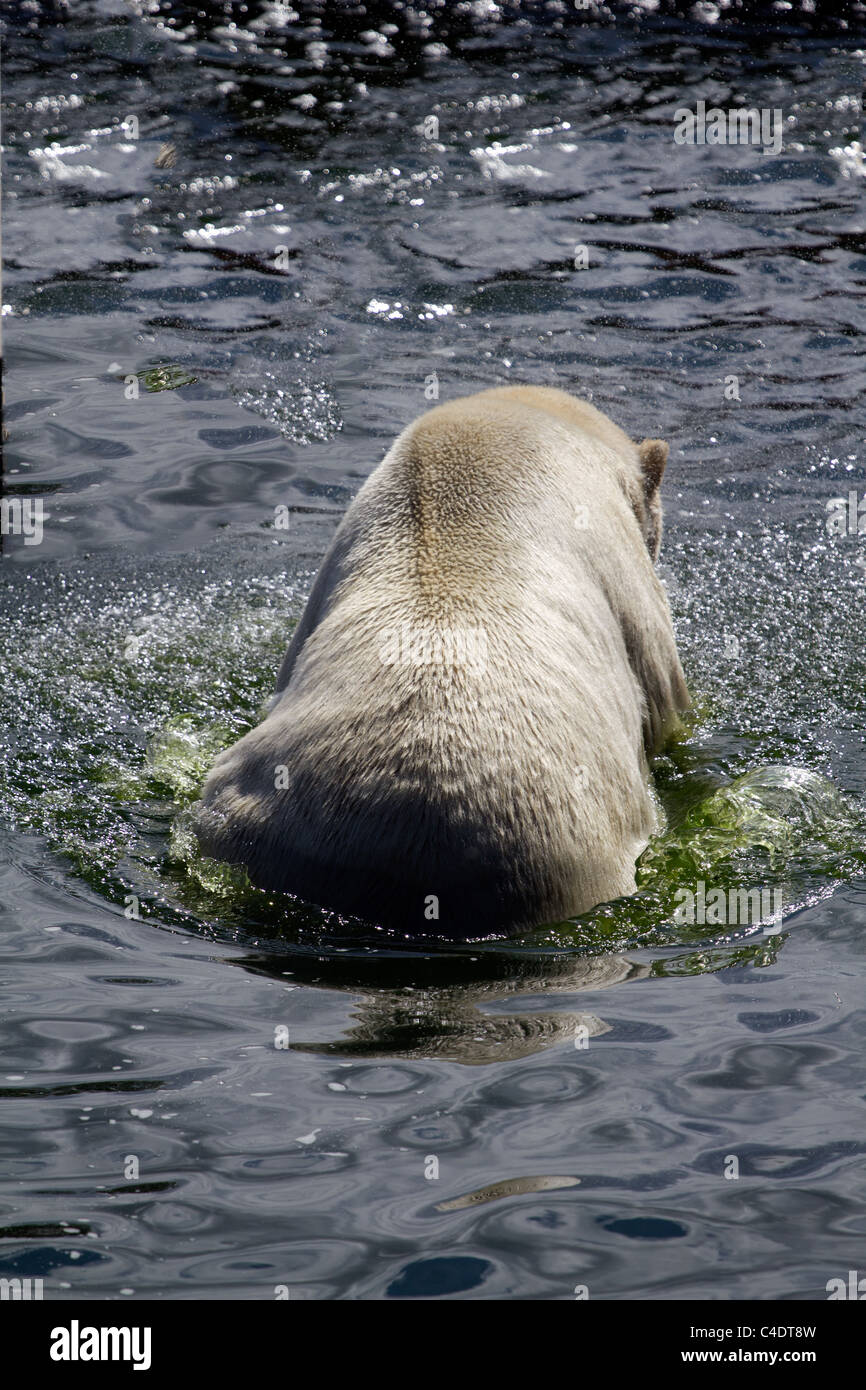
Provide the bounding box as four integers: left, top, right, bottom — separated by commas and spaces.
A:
2, 0, 866, 1300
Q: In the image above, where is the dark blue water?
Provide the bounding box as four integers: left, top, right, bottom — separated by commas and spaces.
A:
2, 0, 866, 1300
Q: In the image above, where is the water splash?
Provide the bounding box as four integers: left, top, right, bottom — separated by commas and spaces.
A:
1, 532, 865, 963
526, 765, 866, 953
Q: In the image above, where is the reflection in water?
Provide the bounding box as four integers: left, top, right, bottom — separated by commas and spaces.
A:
233, 944, 771, 1064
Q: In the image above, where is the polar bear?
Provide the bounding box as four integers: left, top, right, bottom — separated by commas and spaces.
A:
195, 385, 690, 936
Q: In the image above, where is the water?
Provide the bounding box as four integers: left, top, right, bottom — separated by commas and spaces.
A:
2, 0, 866, 1300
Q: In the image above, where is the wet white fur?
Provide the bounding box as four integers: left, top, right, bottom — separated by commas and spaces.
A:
196, 385, 689, 934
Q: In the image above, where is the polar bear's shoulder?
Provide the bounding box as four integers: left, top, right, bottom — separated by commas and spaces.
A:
381, 385, 639, 507
460, 385, 639, 457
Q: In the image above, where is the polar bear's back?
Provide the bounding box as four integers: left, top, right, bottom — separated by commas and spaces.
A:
196, 388, 685, 932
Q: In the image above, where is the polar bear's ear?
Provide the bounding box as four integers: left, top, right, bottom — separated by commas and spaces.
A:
638, 439, 668, 494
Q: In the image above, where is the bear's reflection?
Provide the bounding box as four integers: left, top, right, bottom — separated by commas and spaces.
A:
227, 948, 649, 1065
